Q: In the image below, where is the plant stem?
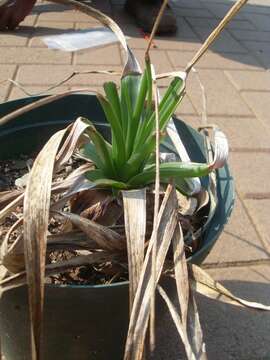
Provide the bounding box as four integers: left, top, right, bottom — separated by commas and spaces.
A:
145, 0, 169, 59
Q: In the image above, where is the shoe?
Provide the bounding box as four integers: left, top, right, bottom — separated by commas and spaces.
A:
125, 0, 177, 35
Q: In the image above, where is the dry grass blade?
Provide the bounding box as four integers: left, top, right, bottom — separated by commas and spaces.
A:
0, 88, 102, 127
190, 264, 270, 311
56, 211, 125, 252
149, 62, 162, 351
122, 189, 146, 312
124, 184, 178, 360
1, 218, 24, 274
0, 251, 116, 293
173, 223, 189, 331
0, 193, 24, 223
23, 129, 66, 360
6, 70, 120, 97
47, 230, 98, 250
0, 190, 23, 211
157, 285, 196, 360
145, 0, 169, 57
186, 290, 207, 360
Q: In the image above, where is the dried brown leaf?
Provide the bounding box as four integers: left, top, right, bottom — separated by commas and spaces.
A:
190, 264, 270, 311
124, 184, 178, 360
186, 290, 207, 360
122, 189, 146, 311
23, 129, 66, 360
56, 211, 125, 252
173, 223, 189, 330
0, 190, 22, 211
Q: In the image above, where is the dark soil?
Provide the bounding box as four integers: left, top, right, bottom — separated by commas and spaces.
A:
0, 155, 208, 286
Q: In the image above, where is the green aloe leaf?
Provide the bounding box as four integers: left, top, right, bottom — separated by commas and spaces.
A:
134, 77, 183, 152
103, 81, 122, 127
85, 170, 128, 189
121, 74, 143, 157
80, 142, 103, 169
97, 94, 126, 168
128, 162, 210, 187
85, 124, 116, 178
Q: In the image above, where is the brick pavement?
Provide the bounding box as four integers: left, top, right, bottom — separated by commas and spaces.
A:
0, 0, 270, 358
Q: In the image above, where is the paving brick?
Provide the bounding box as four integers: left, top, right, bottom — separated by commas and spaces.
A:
229, 29, 270, 42
202, 2, 246, 20
243, 40, 270, 54
241, 2, 270, 15
229, 152, 270, 194
173, 7, 213, 18
132, 49, 174, 75
29, 21, 75, 47
242, 91, 270, 126
129, 20, 201, 51
168, 50, 263, 71
171, 0, 206, 9
225, 69, 270, 91
186, 17, 254, 30
186, 69, 253, 116
0, 47, 71, 65
74, 44, 122, 65
205, 195, 269, 264
0, 65, 17, 102
244, 199, 270, 253
16, 64, 122, 87
192, 27, 247, 53
244, 13, 270, 31
180, 113, 270, 150
173, 94, 197, 115
0, 27, 32, 47
37, 10, 90, 23
252, 51, 270, 69
36, 0, 111, 21
185, 16, 219, 28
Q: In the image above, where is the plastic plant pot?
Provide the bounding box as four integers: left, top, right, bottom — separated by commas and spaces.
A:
0, 94, 234, 360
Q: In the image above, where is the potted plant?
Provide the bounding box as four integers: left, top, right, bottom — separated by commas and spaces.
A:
0, 0, 269, 360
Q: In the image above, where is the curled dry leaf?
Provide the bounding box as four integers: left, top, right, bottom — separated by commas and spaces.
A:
209, 129, 229, 171
189, 264, 270, 311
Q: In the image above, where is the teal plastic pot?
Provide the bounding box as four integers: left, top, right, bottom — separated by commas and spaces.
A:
0, 94, 234, 360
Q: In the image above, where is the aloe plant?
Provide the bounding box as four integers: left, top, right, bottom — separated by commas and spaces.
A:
1, 2, 269, 360
80, 64, 211, 193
